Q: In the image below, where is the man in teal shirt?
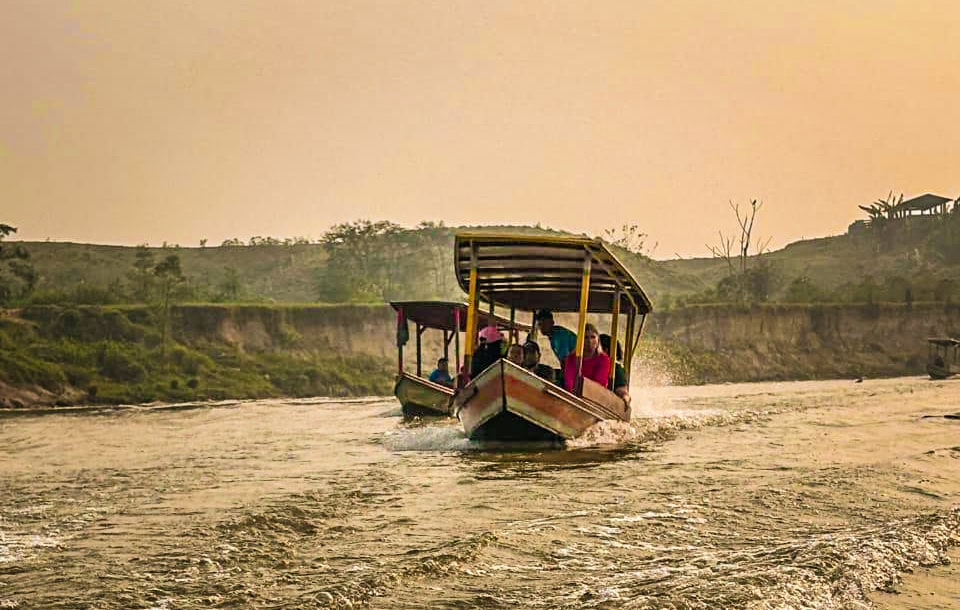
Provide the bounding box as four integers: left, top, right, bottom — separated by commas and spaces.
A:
535, 310, 577, 364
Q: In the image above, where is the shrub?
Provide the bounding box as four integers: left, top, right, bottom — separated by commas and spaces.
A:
97, 342, 147, 382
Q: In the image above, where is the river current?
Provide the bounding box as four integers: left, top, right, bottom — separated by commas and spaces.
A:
1, 377, 958, 609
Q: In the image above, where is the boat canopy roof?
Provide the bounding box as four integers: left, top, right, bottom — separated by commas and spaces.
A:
390, 300, 530, 333
927, 337, 960, 347
454, 233, 652, 315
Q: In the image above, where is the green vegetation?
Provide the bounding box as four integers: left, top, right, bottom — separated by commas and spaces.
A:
0, 224, 37, 305
0, 305, 393, 407
7, 212, 959, 312
658, 209, 960, 309
3, 205, 959, 405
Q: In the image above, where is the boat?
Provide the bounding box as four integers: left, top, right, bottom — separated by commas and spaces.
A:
390, 300, 528, 418
451, 233, 653, 441
926, 337, 959, 380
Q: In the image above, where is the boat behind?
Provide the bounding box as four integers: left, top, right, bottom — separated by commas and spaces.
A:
926, 363, 954, 380
394, 372, 455, 418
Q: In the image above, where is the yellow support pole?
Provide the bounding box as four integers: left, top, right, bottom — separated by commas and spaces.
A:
574, 255, 592, 392
608, 290, 620, 389
463, 246, 480, 375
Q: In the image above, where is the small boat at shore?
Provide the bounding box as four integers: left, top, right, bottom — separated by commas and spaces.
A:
927, 337, 959, 380
390, 301, 528, 418
451, 233, 652, 441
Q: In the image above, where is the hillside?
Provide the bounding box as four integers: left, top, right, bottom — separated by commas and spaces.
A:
10, 216, 960, 307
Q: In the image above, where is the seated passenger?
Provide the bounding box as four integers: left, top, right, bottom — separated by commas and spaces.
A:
428, 357, 453, 387
562, 323, 610, 393
506, 343, 524, 366
521, 341, 555, 383
470, 325, 504, 378
600, 334, 631, 406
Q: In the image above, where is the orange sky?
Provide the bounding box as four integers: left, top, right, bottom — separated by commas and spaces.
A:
2, 0, 959, 257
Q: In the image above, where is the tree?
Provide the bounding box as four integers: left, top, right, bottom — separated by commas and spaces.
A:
153, 254, 185, 358
0, 224, 37, 305
317, 220, 406, 301
785, 276, 825, 303
706, 200, 772, 303
602, 224, 651, 256
129, 244, 156, 302
858, 192, 902, 224
217, 266, 241, 301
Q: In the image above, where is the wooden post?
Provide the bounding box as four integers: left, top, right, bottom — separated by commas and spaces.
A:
416, 323, 423, 377
609, 289, 621, 389
454, 307, 462, 387
628, 313, 647, 384
623, 311, 636, 385
463, 245, 480, 375
396, 307, 404, 375
573, 254, 592, 394
443, 330, 450, 364
509, 306, 516, 343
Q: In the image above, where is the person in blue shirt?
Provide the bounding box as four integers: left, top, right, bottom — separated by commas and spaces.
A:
428, 357, 453, 387
534, 310, 576, 387
535, 310, 577, 363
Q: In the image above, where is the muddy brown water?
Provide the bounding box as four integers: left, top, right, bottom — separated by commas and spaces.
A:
1, 378, 958, 609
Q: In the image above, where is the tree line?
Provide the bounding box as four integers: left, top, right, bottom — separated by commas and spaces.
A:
4, 208, 960, 310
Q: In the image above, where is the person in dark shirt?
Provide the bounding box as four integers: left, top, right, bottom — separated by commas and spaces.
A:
470, 325, 504, 378
521, 341, 555, 383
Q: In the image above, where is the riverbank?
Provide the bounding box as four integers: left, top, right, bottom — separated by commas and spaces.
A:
1, 302, 955, 407
0, 304, 395, 408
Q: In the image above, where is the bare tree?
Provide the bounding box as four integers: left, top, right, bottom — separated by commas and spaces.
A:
707, 200, 770, 273
706, 200, 772, 302
603, 224, 652, 256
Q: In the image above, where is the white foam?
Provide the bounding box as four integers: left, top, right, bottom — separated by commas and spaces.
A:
381, 425, 473, 452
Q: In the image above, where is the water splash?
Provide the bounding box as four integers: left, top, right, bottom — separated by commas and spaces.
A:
380, 425, 473, 452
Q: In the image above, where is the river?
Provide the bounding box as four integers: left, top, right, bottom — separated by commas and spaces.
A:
1, 377, 958, 609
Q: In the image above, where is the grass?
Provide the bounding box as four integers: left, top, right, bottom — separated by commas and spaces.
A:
0, 305, 394, 406
14, 217, 960, 309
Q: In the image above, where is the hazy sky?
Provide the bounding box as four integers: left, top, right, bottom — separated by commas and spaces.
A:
3, 1, 959, 257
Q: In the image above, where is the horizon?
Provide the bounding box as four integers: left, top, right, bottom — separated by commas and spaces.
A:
4, 2, 959, 257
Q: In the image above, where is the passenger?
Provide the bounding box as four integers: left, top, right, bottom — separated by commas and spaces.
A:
521, 341, 555, 383
428, 357, 453, 387
506, 343, 524, 366
471, 325, 504, 378
456, 363, 471, 388
535, 310, 577, 363
562, 323, 610, 393
600, 334, 631, 406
